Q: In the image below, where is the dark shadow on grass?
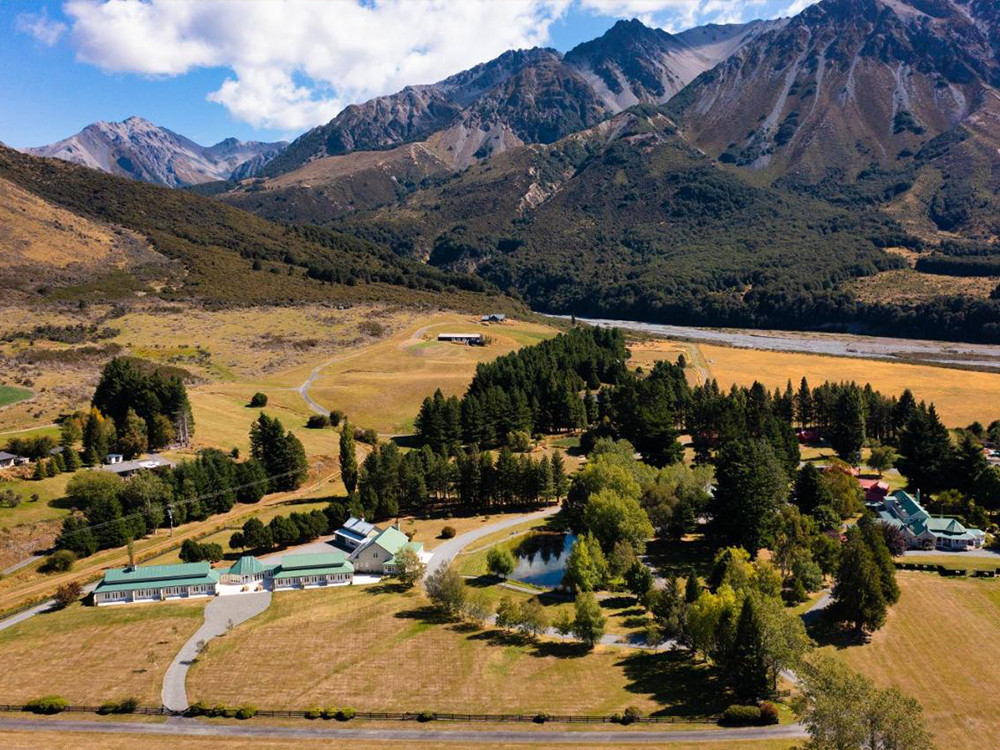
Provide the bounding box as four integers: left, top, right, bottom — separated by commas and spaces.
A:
600, 595, 637, 611
465, 575, 500, 589
394, 605, 453, 625
623, 615, 651, 629
390, 434, 423, 450
365, 581, 411, 596
619, 649, 732, 717
531, 639, 591, 659
806, 614, 872, 650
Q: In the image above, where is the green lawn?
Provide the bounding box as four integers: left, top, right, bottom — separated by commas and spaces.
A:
0, 473, 74, 530
0, 386, 32, 409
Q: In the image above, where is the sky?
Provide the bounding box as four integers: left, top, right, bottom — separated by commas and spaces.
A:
0, 0, 817, 149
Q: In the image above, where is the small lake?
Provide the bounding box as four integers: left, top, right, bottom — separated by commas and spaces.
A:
511, 533, 576, 588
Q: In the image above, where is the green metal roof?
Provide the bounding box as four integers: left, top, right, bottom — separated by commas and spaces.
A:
279, 551, 347, 571
96, 567, 219, 594
369, 526, 413, 555
891, 490, 923, 518
273, 560, 354, 580
227, 555, 266, 576
103, 562, 213, 585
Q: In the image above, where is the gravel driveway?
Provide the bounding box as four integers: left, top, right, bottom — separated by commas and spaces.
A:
161, 591, 272, 711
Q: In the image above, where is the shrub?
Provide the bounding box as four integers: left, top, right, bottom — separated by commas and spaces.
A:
98, 697, 137, 715
186, 701, 208, 717
416, 710, 436, 722
235, 704, 257, 720
249, 392, 268, 407
335, 707, 356, 721
353, 426, 378, 444
306, 415, 330, 429
721, 705, 762, 726
609, 712, 623, 724
53, 580, 82, 609
329, 410, 345, 427
440, 525, 456, 539
40, 549, 76, 573
222, 706, 237, 718
533, 712, 550, 724
305, 707, 322, 720
622, 706, 643, 725
210, 704, 227, 718
24, 695, 69, 714
758, 701, 780, 725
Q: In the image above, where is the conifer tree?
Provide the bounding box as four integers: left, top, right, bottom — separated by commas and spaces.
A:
728, 597, 769, 700
831, 527, 888, 633
339, 419, 358, 498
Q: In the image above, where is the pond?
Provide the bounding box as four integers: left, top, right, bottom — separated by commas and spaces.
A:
510, 533, 576, 588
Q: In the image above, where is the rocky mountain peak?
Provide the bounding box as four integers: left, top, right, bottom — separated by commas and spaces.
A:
26, 118, 286, 187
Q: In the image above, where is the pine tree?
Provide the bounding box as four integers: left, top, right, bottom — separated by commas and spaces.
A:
897, 404, 954, 493
684, 569, 701, 603
572, 592, 606, 649
537, 454, 554, 503
118, 408, 149, 459
339, 419, 358, 498
858, 515, 900, 605
709, 439, 788, 555
728, 597, 769, 700
829, 388, 866, 464
551, 450, 568, 501
62, 447, 81, 472
831, 527, 888, 633
796, 377, 812, 428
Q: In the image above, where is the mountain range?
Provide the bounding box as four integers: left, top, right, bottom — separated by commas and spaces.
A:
25, 117, 287, 187
8, 0, 1000, 343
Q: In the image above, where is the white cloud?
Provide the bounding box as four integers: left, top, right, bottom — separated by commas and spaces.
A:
62, 0, 568, 130
16, 9, 68, 46
782, 0, 819, 15
58, 0, 799, 132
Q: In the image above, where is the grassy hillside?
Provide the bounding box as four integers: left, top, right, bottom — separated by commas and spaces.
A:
0, 145, 515, 311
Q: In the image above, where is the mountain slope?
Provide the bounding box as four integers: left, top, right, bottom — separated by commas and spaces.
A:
262, 20, 766, 179
26, 117, 287, 187
0, 145, 506, 309
669, 0, 1000, 238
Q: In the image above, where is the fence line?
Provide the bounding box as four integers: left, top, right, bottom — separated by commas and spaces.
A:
0, 703, 720, 724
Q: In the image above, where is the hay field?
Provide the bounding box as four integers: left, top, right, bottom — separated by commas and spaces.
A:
828, 572, 1000, 749
187, 585, 727, 717
631, 339, 1000, 427
0, 600, 205, 705
297, 315, 557, 434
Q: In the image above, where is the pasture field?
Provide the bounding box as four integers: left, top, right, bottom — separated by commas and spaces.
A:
823, 572, 1000, 750
0, 599, 205, 705
630, 339, 1000, 427
0, 386, 32, 409
186, 584, 726, 717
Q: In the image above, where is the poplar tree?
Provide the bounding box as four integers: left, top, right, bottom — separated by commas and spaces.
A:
339, 419, 358, 498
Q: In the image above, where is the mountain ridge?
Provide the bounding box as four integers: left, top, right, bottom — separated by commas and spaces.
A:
25, 116, 287, 188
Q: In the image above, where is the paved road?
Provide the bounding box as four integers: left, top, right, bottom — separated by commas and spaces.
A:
904, 549, 1000, 560
162, 592, 272, 712
424, 506, 559, 579
0, 716, 808, 744
1, 554, 41, 576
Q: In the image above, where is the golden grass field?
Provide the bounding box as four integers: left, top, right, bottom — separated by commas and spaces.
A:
0, 599, 205, 705
845, 268, 1000, 305
826, 572, 1000, 750
631, 339, 1000, 427
187, 584, 724, 717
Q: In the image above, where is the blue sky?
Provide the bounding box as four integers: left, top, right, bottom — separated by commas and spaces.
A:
0, 1, 811, 149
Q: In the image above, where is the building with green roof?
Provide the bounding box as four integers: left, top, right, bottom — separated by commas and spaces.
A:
271, 551, 353, 589
94, 562, 220, 605
871, 490, 985, 551
349, 524, 424, 574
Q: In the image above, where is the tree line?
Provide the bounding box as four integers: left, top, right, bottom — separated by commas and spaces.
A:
415, 327, 628, 450
352, 441, 568, 522
55, 413, 307, 559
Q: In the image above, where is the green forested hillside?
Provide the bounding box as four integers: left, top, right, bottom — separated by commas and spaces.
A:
0, 145, 507, 309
